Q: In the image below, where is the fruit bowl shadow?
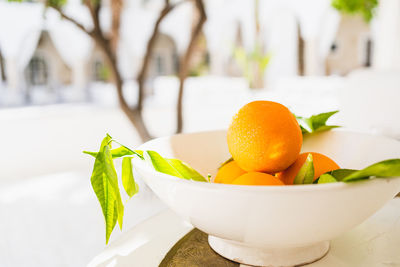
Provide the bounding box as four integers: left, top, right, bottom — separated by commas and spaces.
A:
132, 130, 400, 267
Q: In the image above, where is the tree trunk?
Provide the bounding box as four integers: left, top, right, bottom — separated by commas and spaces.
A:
85, 0, 153, 142
176, 0, 207, 133
110, 0, 123, 54
95, 33, 153, 141
137, 2, 177, 112
53, 0, 195, 141
0, 47, 6, 82
109, 46, 152, 141
114, 70, 152, 141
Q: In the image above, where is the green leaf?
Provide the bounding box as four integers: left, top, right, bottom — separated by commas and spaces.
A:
103, 145, 124, 231
47, 0, 67, 8
260, 54, 271, 71
8, 0, 67, 8
90, 135, 124, 244
313, 125, 340, 133
342, 159, 400, 182
331, 0, 378, 22
309, 111, 339, 131
111, 147, 140, 158
296, 111, 339, 134
299, 125, 310, 134
166, 159, 207, 182
83, 147, 143, 159
318, 160, 400, 183
233, 44, 270, 85
294, 153, 315, 184
318, 174, 338, 184
144, 151, 207, 182
325, 169, 357, 181
122, 157, 139, 198
218, 157, 234, 170
90, 152, 117, 243
83, 151, 98, 157
297, 117, 313, 134
144, 151, 184, 178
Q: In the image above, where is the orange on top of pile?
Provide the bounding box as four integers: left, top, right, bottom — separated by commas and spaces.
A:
215, 100, 340, 186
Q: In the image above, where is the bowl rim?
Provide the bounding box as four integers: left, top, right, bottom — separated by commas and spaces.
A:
133, 129, 400, 193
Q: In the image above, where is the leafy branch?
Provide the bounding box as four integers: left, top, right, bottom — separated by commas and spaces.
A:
331, 0, 378, 22
89, 135, 125, 244
317, 159, 400, 183
85, 134, 207, 244
293, 155, 400, 185
296, 111, 340, 134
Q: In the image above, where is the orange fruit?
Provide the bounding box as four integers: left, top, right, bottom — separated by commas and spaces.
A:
277, 152, 340, 185
227, 101, 302, 173
232, 172, 285, 186
214, 160, 246, 184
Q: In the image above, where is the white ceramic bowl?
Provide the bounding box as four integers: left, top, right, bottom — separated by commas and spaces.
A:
133, 130, 400, 266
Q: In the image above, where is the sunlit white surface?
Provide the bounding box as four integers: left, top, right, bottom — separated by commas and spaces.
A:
339, 69, 400, 140
0, 171, 165, 267
89, 198, 400, 267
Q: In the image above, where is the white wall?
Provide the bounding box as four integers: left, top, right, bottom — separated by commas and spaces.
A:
0, 104, 140, 181
372, 0, 400, 70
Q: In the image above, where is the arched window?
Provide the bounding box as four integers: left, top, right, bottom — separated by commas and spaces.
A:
149, 33, 178, 78
155, 54, 166, 75
27, 55, 48, 86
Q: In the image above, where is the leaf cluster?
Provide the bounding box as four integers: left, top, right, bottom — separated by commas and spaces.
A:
85, 135, 207, 243
293, 155, 400, 185
296, 111, 340, 135
233, 45, 271, 85
8, 0, 67, 8
331, 0, 378, 22
319, 159, 400, 183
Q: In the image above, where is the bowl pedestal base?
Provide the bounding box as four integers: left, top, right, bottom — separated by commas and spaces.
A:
208, 236, 330, 267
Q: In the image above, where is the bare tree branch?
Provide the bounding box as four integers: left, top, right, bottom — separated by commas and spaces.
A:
45, 1, 153, 141
110, 0, 123, 54
84, 0, 102, 37
52, 0, 199, 141
88, 0, 152, 140
99, 32, 153, 140
52, 6, 93, 36
176, 0, 207, 133
136, 1, 184, 111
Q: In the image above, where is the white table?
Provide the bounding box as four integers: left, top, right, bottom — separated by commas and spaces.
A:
89, 198, 400, 267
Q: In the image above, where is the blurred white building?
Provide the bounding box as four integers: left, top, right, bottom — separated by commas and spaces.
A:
0, 0, 399, 106
0, 0, 187, 104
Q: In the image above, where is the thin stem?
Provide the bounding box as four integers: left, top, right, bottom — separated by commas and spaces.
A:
110, 139, 144, 159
